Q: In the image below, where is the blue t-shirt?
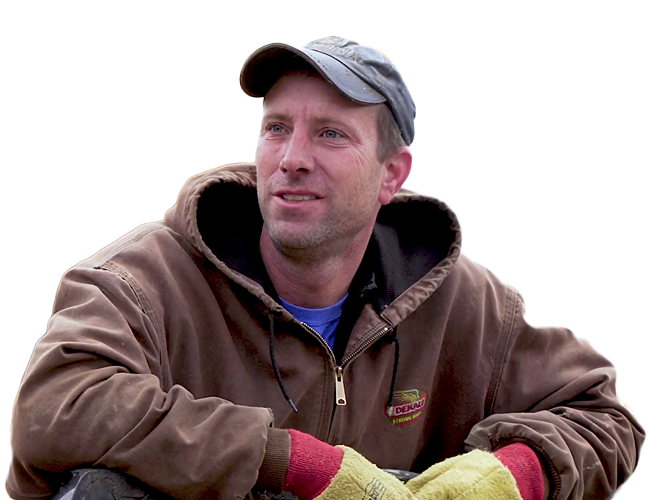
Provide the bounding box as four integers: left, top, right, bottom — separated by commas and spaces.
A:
279, 294, 347, 351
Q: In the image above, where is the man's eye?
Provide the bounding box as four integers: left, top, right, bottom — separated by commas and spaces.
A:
323, 129, 341, 139
270, 124, 284, 133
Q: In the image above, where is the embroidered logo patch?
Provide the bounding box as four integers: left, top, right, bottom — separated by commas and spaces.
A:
385, 389, 427, 427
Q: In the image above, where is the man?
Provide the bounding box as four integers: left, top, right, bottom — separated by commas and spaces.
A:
6, 36, 644, 500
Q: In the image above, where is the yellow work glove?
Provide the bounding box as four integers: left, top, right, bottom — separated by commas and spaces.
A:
406, 450, 522, 500
282, 429, 413, 500
313, 446, 413, 500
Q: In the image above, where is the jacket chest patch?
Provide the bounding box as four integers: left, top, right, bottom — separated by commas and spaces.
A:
385, 389, 427, 427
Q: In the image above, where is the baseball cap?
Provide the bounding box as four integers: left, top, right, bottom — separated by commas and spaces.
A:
240, 36, 416, 145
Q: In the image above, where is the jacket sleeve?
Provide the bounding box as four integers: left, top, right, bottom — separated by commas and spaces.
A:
7, 257, 274, 500
464, 284, 644, 500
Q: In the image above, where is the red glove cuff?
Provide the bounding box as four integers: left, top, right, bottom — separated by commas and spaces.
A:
494, 443, 545, 500
283, 429, 344, 500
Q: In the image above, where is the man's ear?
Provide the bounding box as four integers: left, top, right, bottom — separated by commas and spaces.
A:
378, 146, 412, 205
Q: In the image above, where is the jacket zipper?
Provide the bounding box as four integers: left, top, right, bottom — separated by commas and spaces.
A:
300, 323, 348, 405
340, 325, 392, 367
300, 322, 392, 406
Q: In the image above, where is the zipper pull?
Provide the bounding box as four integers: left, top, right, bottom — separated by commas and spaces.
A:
335, 366, 347, 406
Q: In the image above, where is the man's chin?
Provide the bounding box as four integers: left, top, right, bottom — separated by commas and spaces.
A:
268, 233, 320, 252
265, 223, 328, 252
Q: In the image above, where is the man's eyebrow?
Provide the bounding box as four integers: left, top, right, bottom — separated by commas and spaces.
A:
260, 110, 369, 141
312, 117, 351, 129
261, 112, 292, 123
262, 112, 352, 129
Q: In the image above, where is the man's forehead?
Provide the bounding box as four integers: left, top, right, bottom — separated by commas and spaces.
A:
263, 72, 377, 113
261, 109, 376, 129
262, 102, 380, 135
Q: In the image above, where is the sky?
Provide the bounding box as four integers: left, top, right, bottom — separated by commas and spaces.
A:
395, 35, 650, 193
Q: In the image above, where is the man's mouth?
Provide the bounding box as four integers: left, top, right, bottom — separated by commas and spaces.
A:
280, 194, 318, 201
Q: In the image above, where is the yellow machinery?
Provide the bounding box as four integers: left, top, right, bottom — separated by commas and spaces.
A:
4, 35, 413, 480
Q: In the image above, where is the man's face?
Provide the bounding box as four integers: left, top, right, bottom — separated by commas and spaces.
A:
256, 73, 386, 256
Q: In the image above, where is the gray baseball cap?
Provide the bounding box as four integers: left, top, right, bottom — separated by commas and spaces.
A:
240, 36, 416, 145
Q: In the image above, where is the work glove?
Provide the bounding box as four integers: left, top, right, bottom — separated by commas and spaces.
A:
283, 429, 411, 500
406, 444, 544, 500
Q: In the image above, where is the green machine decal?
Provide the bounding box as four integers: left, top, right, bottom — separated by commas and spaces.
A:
4, 153, 151, 219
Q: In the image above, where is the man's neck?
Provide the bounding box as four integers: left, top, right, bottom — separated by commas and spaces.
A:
260, 227, 370, 309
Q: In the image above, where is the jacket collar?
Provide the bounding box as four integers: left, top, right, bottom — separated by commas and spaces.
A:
164, 163, 462, 324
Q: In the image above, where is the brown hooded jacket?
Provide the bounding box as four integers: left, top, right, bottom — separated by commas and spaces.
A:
7, 164, 644, 499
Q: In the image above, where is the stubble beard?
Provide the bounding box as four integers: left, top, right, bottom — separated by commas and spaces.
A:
258, 163, 384, 263
260, 197, 378, 264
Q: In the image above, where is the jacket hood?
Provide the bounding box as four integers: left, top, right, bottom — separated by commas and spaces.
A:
164, 163, 462, 326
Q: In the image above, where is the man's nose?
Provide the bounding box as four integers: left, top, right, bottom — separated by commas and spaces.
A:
279, 130, 314, 174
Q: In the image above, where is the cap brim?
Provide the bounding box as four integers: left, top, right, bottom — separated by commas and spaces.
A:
240, 43, 386, 104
